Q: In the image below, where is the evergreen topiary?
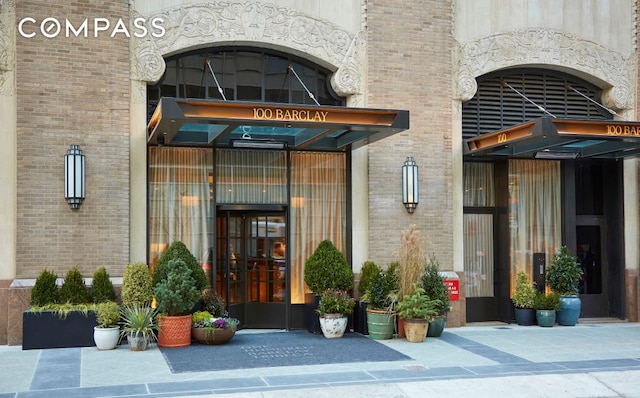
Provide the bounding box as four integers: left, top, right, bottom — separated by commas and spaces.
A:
121, 262, 154, 307
358, 261, 381, 298
91, 267, 116, 303
152, 241, 208, 292
367, 262, 400, 311
421, 254, 450, 315
547, 245, 583, 295
30, 269, 60, 306
153, 259, 201, 316
303, 240, 354, 294
59, 267, 92, 304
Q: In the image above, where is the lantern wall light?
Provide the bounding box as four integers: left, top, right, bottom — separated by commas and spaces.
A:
402, 156, 418, 213
64, 144, 85, 210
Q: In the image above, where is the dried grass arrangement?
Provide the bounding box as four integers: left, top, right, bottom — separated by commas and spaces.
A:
397, 225, 428, 301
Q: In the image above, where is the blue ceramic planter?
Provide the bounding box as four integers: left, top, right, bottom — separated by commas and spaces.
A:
536, 310, 556, 327
556, 295, 581, 326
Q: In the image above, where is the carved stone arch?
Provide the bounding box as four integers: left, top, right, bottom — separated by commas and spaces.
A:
454, 28, 635, 111
131, 2, 364, 104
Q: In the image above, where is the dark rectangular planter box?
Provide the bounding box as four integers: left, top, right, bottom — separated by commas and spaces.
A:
353, 301, 368, 335
23, 310, 98, 350
304, 293, 322, 334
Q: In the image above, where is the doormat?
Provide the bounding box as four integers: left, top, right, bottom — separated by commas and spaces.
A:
160, 330, 410, 373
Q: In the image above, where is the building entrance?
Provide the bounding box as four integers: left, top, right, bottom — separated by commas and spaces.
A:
216, 211, 287, 328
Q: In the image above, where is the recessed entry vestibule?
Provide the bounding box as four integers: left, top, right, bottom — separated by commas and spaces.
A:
463, 118, 634, 323
147, 98, 410, 329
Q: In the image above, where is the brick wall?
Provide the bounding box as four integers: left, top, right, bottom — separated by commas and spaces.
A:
365, 1, 454, 270
15, 1, 131, 279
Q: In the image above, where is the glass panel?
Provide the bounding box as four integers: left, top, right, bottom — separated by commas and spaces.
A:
463, 163, 495, 206
508, 159, 562, 294
576, 161, 604, 215
148, 147, 213, 273
236, 52, 263, 101
576, 226, 602, 294
215, 149, 287, 204
464, 214, 494, 297
247, 215, 287, 303
290, 152, 346, 303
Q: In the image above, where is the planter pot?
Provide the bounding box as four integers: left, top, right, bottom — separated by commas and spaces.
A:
536, 310, 556, 327
93, 326, 120, 350
404, 318, 428, 343
427, 315, 446, 337
192, 327, 235, 345
514, 308, 535, 326
304, 293, 322, 334
158, 315, 192, 348
366, 309, 396, 340
127, 333, 149, 351
557, 295, 581, 326
353, 301, 369, 335
319, 314, 348, 338
23, 310, 98, 350
397, 316, 406, 338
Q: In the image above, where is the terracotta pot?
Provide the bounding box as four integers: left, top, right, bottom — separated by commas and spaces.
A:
191, 327, 235, 345
403, 318, 428, 343
158, 315, 192, 348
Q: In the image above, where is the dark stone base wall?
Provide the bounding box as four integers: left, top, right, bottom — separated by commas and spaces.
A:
626, 269, 638, 322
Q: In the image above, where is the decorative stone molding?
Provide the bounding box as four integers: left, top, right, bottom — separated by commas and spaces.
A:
130, 1, 364, 99
0, 0, 15, 95
455, 28, 635, 111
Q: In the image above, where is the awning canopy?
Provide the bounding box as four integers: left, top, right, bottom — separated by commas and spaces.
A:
147, 98, 410, 150
464, 118, 640, 160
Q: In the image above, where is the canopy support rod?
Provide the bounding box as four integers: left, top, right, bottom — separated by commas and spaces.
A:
288, 64, 320, 106
501, 80, 556, 118
205, 59, 227, 101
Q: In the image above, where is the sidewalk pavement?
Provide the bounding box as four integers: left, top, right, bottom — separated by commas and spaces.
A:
1, 321, 640, 398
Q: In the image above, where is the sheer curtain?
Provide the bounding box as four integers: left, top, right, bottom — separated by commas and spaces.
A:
148, 147, 212, 269
290, 152, 346, 303
463, 163, 495, 297
216, 149, 287, 204
509, 159, 562, 294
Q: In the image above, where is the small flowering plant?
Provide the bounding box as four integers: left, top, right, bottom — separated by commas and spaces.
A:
192, 310, 239, 331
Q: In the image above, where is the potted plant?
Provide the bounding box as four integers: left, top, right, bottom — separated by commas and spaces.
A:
395, 285, 439, 343
533, 291, 561, 327
421, 254, 450, 337
121, 262, 154, 308
120, 305, 158, 351
93, 301, 120, 350
364, 262, 399, 340
303, 240, 354, 334
354, 261, 381, 335
316, 289, 356, 338
154, 258, 202, 347
191, 310, 239, 345
90, 267, 116, 303
511, 272, 537, 326
546, 245, 584, 326
152, 241, 209, 293
396, 225, 427, 338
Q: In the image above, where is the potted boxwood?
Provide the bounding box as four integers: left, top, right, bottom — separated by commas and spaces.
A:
395, 285, 439, 343
354, 261, 381, 334
364, 262, 399, 340
120, 305, 158, 351
316, 289, 356, 338
511, 272, 536, 326
533, 291, 561, 327
154, 258, 202, 347
303, 240, 354, 334
93, 301, 120, 350
546, 245, 583, 326
121, 262, 154, 308
421, 255, 450, 337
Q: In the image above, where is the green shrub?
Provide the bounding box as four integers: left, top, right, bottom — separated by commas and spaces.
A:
91, 267, 116, 303
316, 289, 355, 316
421, 254, 450, 315
396, 285, 440, 320
547, 245, 583, 295
59, 267, 91, 304
200, 289, 225, 317
121, 262, 154, 307
303, 240, 354, 294
95, 301, 120, 328
153, 259, 201, 316
30, 269, 60, 306
367, 262, 399, 311
534, 291, 561, 311
152, 241, 208, 292
358, 261, 381, 298
511, 272, 536, 309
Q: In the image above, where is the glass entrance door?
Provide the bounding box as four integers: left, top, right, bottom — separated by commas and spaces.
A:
576, 219, 608, 317
216, 211, 287, 328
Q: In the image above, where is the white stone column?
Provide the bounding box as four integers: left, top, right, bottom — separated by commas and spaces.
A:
0, 3, 16, 280
624, 158, 638, 271
451, 102, 464, 274
129, 80, 147, 263
351, 146, 369, 274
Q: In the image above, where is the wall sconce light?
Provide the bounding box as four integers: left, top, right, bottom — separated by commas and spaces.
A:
402, 156, 418, 213
64, 144, 85, 209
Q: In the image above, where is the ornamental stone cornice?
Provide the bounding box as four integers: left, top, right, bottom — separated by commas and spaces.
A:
0, 0, 15, 95
131, 1, 364, 101
454, 28, 635, 111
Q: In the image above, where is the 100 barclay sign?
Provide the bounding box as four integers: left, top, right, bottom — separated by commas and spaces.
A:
18, 17, 166, 38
